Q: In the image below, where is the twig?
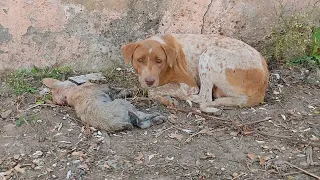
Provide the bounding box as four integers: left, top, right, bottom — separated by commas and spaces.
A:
257, 131, 320, 148
256, 131, 292, 139
22, 117, 36, 131
23, 103, 59, 112
167, 106, 230, 121
284, 161, 320, 179
241, 117, 272, 126
155, 127, 173, 138
232, 172, 246, 180
185, 128, 214, 143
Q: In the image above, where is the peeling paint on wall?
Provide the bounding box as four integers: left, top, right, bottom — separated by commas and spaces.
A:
0, 24, 12, 44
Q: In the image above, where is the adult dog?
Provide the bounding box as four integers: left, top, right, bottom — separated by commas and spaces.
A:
121, 34, 269, 113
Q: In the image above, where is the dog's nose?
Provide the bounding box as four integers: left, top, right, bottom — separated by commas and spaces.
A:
145, 77, 155, 86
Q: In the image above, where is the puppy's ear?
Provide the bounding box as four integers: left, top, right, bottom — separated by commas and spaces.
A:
121, 43, 139, 64
42, 78, 61, 89
161, 45, 176, 68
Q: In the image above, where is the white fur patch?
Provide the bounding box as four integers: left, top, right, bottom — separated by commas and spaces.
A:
149, 48, 152, 54
149, 36, 166, 44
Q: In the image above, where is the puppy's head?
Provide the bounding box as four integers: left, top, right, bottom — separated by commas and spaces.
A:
42, 78, 77, 105
121, 38, 176, 88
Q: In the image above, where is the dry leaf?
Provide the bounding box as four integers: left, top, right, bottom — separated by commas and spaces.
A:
247, 153, 256, 160
168, 133, 184, 142
200, 152, 216, 159
14, 164, 25, 173
185, 128, 214, 143
168, 114, 178, 124
71, 151, 84, 157
134, 152, 143, 162
259, 156, 265, 165
148, 154, 158, 161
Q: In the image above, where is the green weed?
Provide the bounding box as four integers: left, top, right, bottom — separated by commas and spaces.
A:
286, 27, 320, 69
7, 66, 72, 95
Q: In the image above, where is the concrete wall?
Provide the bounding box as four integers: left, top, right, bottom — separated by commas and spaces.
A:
0, 0, 319, 71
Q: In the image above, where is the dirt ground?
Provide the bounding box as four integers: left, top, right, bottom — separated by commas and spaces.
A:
0, 66, 320, 180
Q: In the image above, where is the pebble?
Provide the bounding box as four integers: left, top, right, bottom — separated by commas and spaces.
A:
232, 172, 239, 177
32, 158, 43, 165
1, 110, 12, 119
230, 132, 238, 136
72, 160, 81, 164
32, 150, 43, 158
13, 154, 20, 160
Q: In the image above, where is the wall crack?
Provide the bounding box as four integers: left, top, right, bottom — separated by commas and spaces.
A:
201, 0, 214, 34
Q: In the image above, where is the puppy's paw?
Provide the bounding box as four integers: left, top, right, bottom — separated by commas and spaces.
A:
151, 115, 167, 125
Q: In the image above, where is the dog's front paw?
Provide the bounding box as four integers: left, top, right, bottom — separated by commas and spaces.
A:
186, 95, 202, 104
199, 102, 222, 115
180, 83, 199, 95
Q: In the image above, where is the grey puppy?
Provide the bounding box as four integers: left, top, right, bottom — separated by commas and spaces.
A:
42, 78, 166, 132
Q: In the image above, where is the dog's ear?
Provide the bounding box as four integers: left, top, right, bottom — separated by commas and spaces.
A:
42, 78, 61, 89
121, 43, 139, 64
161, 45, 176, 68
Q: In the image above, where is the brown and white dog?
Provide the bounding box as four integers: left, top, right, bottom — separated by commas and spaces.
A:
121, 34, 269, 113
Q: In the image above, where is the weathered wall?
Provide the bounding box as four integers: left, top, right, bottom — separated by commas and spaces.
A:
0, 0, 319, 71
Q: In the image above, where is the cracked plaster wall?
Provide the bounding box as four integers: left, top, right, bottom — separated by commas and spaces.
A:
0, 0, 319, 71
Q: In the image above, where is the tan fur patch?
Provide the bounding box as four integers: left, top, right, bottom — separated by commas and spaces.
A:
225, 57, 268, 106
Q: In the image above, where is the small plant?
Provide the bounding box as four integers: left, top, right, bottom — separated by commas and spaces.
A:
7, 69, 37, 95
259, 1, 319, 69
15, 115, 41, 127
7, 66, 72, 95
286, 27, 320, 69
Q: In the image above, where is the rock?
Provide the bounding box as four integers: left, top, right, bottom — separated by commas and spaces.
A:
1, 110, 12, 119
68, 73, 106, 85
32, 151, 43, 158
32, 158, 44, 165
230, 131, 238, 136
13, 154, 20, 160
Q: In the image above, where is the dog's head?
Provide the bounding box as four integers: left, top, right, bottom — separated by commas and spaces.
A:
121, 38, 176, 88
42, 78, 77, 105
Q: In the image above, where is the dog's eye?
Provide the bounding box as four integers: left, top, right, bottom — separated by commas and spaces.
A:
137, 58, 143, 63
156, 59, 162, 63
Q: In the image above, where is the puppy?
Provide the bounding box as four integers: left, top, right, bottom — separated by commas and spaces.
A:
121, 34, 269, 112
42, 78, 166, 132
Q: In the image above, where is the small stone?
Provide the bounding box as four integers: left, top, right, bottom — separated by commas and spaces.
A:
313, 147, 319, 151
232, 172, 239, 177
221, 167, 226, 171
310, 135, 319, 141
66, 170, 72, 179
1, 110, 12, 119
299, 162, 308, 167
13, 154, 20, 160
52, 163, 57, 167
32, 151, 43, 158
68, 73, 106, 85
72, 160, 81, 164
32, 158, 43, 165
230, 132, 238, 136
34, 166, 43, 170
